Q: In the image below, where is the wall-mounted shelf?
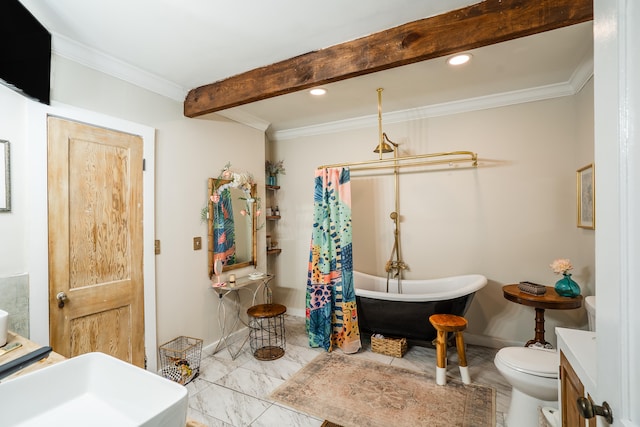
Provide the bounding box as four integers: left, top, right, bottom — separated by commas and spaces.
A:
266, 182, 281, 258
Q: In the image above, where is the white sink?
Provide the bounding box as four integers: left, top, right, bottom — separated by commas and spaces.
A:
0, 352, 188, 426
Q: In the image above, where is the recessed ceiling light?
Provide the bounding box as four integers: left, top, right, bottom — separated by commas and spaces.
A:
447, 53, 472, 66
310, 88, 327, 96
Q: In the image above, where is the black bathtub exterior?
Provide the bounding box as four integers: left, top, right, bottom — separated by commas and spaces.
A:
356, 293, 475, 343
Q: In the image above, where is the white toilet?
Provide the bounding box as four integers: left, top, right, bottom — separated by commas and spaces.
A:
494, 346, 559, 427
495, 295, 597, 427
585, 295, 596, 331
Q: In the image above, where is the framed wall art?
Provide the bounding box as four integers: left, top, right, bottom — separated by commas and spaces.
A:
577, 163, 594, 229
0, 140, 10, 212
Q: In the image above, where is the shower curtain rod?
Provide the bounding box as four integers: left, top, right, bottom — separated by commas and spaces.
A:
317, 150, 478, 171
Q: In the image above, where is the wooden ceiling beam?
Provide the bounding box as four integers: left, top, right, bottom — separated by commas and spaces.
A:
184, 0, 592, 117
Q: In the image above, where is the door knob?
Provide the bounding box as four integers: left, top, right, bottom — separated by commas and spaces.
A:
577, 397, 614, 424
56, 292, 68, 308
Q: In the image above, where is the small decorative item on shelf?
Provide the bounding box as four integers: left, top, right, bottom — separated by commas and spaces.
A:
518, 281, 547, 295
549, 258, 581, 297
266, 159, 285, 186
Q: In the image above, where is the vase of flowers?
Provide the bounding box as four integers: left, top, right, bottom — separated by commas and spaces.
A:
266, 160, 285, 186
549, 258, 581, 297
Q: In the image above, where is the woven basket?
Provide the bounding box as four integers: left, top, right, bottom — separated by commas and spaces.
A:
371, 335, 407, 358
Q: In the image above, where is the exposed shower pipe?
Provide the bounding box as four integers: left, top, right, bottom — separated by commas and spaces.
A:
317, 89, 478, 293
373, 88, 407, 292
381, 132, 407, 293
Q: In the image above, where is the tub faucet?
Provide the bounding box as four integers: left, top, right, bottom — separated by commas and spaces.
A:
385, 260, 407, 276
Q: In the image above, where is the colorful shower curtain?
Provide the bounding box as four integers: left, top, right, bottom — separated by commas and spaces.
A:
213, 188, 236, 266
306, 167, 362, 353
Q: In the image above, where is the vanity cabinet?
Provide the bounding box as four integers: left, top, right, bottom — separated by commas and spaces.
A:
556, 328, 597, 427
560, 351, 595, 427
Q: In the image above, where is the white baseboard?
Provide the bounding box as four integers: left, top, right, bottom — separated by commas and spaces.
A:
198, 315, 524, 356
201, 327, 250, 357
285, 307, 306, 318
464, 332, 525, 349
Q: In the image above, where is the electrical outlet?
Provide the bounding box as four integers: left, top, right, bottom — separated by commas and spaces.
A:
193, 236, 202, 250
154, 240, 161, 254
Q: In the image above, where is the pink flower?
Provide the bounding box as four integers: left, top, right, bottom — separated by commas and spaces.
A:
255, 209, 261, 216
210, 193, 220, 203
240, 209, 247, 216
550, 258, 573, 274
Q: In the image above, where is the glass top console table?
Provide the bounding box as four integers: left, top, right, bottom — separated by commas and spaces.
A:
210, 274, 274, 359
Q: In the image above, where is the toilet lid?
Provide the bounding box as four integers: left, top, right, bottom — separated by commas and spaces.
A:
496, 347, 558, 378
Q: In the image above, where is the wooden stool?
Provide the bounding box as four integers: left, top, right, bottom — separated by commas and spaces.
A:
247, 304, 286, 361
428, 314, 470, 385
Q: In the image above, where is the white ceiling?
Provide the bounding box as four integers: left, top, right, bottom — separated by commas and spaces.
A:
19, 0, 593, 139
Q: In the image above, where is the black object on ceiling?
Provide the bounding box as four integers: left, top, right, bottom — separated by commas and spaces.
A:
0, 0, 51, 104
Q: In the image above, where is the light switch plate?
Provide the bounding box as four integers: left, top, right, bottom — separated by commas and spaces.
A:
193, 237, 202, 250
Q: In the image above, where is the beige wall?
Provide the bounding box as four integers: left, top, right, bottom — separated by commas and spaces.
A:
269, 78, 595, 348
51, 56, 269, 349
0, 56, 267, 359
0, 51, 594, 354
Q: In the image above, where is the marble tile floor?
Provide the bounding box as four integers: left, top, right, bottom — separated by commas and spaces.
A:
186, 315, 512, 427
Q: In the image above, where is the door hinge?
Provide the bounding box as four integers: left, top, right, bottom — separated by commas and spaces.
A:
143, 158, 146, 171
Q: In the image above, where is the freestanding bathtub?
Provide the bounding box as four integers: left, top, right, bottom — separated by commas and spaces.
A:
354, 271, 488, 343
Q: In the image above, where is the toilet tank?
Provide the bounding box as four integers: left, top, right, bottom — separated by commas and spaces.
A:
585, 296, 596, 331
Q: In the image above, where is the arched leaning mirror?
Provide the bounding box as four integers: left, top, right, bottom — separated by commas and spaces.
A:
207, 168, 258, 277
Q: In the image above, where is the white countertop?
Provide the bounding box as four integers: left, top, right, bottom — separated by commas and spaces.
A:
556, 327, 596, 393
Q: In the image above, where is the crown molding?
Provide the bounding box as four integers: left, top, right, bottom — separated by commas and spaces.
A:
215, 109, 271, 132
52, 33, 187, 102
569, 55, 594, 93
49, 30, 593, 139
269, 60, 594, 142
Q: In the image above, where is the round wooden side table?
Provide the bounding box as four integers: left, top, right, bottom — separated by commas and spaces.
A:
502, 284, 583, 348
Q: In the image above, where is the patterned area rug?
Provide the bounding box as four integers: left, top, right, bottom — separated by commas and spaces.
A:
271, 352, 495, 427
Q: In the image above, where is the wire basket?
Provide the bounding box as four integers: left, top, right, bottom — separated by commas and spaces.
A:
159, 336, 202, 385
371, 335, 407, 358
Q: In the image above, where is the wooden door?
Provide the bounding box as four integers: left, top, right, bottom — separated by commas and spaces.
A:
47, 116, 145, 367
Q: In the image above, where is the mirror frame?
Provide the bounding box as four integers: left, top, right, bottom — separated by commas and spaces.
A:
207, 178, 257, 277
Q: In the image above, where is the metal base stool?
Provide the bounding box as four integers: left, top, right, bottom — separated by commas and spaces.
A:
428, 313, 470, 385
247, 303, 286, 361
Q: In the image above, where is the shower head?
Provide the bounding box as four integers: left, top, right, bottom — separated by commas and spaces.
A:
374, 89, 397, 157
373, 140, 394, 154
373, 133, 398, 154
